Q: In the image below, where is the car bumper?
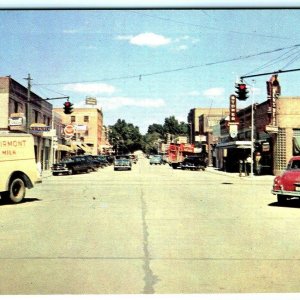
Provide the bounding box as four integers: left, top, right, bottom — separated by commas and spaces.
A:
114, 166, 131, 170
272, 189, 300, 197
52, 168, 69, 174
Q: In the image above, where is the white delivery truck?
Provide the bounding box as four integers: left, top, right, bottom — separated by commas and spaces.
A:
0, 132, 42, 203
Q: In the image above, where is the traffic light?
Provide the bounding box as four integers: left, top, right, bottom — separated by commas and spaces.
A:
63, 101, 73, 114
235, 83, 249, 101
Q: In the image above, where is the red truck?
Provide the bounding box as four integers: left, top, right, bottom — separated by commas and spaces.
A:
167, 142, 208, 170
272, 156, 300, 203
167, 143, 194, 169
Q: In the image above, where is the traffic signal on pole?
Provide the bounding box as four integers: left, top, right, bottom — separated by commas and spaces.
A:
63, 101, 73, 114
235, 83, 249, 101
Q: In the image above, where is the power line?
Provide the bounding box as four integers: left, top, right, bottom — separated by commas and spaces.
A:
34, 43, 300, 86
243, 47, 300, 76
129, 10, 290, 40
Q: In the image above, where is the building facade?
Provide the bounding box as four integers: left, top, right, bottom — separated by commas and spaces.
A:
53, 107, 103, 155
216, 96, 300, 175
0, 76, 53, 170
188, 107, 229, 165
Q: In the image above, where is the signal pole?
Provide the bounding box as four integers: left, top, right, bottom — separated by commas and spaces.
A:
24, 73, 32, 133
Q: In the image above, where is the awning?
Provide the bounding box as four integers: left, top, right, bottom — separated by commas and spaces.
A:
77, 144, 92, 154
216, 141, 252, 149
57, 144, 74, 152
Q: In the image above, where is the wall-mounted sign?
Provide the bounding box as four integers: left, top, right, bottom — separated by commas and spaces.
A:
8, 113, 26, 131
30, 123, 50, 134
74, 124, 88, 132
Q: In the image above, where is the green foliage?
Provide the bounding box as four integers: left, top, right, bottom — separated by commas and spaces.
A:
108, 116, 189, 154
109, 119, 142, 153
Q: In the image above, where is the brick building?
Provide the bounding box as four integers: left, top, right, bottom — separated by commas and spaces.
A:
216, 96, 300, 175
188, 107, 229, 166
53, 107, 103, 155
0, 76, 53, 169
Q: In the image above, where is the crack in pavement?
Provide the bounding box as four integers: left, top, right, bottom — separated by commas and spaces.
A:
140, 189, 160, 294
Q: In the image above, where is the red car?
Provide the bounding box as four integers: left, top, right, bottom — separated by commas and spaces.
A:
272, 156, 300, 203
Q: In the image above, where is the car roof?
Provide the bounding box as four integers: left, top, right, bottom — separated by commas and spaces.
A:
290, 156, 300, 161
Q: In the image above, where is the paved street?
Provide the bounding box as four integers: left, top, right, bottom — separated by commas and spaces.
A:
0, 158, 300, 294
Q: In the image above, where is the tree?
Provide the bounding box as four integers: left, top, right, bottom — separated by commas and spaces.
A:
163, 116, 188, 136
109, 119, 142, 153
147, 124, 164, 137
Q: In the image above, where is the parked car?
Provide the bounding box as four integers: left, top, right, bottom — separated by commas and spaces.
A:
272, 156, 300, 203
51, 156, 91, 175
114, 156, 132, 171
92, 155, 109, 168
181, 156, 207, 171
150, 155, 163, 165
83, 155, 101, 171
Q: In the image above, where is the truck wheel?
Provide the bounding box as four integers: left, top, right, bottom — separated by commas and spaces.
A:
277, 194, 287, 203
8, 178, 26, 203
68, 168, 73, 175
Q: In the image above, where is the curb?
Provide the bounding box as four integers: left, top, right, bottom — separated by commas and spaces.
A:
206, 167, 275, 181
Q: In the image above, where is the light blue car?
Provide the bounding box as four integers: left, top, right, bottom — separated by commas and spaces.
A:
150, 155, 163, 165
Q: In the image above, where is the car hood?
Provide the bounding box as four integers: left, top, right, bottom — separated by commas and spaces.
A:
281, 170, 300, 190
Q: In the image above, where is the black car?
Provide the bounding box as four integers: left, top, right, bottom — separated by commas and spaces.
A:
181, 155, 207, 171
93, 155, 109, 168
51, 156, 91, 175
83, 155, 101, 171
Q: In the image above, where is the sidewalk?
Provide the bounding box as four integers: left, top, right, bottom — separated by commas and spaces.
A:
41, 170, 52, 179
206, 166, 275, 181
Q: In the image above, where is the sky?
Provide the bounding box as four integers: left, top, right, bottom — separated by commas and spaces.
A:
1, 8, 300, 133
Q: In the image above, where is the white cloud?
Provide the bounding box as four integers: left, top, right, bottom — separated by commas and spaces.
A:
117, 32, 171, 47
63, 83, 116, 95
203, 87, 225, 98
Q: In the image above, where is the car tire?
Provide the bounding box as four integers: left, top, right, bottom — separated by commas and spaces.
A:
277, 194, 288, 203
68, 169, 73, 175
6, 177, 26, 203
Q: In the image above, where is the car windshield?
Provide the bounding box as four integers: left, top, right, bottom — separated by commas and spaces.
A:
288, 160, 300, 170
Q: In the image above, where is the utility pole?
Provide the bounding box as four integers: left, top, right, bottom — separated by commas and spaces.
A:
24, 73, 32, 133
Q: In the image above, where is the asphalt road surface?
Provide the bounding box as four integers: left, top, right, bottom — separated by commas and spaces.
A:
0, 158, 299, 294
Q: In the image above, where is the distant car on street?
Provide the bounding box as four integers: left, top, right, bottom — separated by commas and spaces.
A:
114, 155, 132, 171
150, 155, 163, 165
180, 156, 207, 171
272, 156, 300, 203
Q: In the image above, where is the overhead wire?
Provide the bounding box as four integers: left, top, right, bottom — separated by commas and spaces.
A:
280, 50, 300, 70
243, 47, 300, 76
128, 10, 290, 40
33, 43, 300, 87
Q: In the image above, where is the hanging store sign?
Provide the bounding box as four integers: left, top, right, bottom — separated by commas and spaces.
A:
64, 124, 75, 136
229, 94, 237, 122
229, 122, 239, 139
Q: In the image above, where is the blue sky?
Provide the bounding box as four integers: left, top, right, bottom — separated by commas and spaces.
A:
1, 9, 300, 133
